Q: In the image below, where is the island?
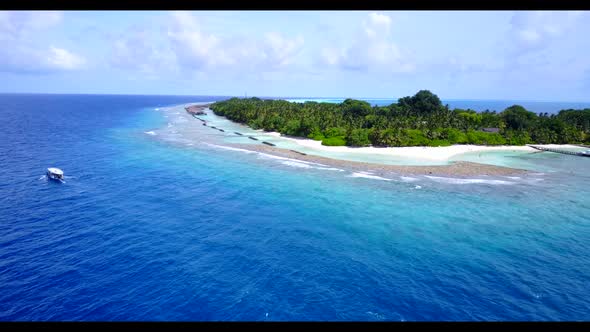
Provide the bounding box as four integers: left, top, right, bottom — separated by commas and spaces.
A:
209, 90, 590, 147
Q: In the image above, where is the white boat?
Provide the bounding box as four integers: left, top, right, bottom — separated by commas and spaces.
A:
46, 167, 64, 181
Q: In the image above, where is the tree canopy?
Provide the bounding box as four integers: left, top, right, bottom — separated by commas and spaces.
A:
398, 90, 443, 115
501, 105, 537, 131
209, 91, 590, 147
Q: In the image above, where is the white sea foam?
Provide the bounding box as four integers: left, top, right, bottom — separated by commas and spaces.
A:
259, 151, 346, 171
205, 143, 345, 172
425, 175, 515, 185
256, 151, 326, 166
349, 172, 392, 181
281, 160, 314, 168
414, 185, 422, 189
506, 176, 522, 180
144, 131, 157, 136
39, 174, 65, 183
524, 177, 545, 184
278, 160, 345, 171
366, 311, 386, 320
316, 167, 345, 172
400, 176, 419, 182
205, 143, 257, 154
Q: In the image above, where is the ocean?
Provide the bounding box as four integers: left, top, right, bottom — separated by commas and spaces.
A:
1, 94, 589, 321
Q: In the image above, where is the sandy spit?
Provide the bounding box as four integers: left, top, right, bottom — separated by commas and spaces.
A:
229, 143, 530, 177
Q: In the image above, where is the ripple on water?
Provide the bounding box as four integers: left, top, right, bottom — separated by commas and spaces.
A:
424, 175, 515, 185
2, 95, 589, 321
349, 172, 392, 181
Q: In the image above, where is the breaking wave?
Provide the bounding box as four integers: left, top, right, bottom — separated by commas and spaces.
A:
400, 176, 419, 182
349, 172, 392, 181
425, 175, 515, 185
205, 143, 344, 172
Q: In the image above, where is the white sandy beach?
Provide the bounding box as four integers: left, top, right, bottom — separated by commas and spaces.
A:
258, 131, 582, 161
154, 104, 589, 176
172, 105, 585, 173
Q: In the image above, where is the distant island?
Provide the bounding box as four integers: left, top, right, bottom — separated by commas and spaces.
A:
210, 90, 590, 147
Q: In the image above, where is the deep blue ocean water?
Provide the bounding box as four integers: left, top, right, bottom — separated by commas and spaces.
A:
1, 94, 589, 321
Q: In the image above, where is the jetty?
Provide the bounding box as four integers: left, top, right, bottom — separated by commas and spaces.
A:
290, 149, 307, 156
184, 111, 303, 152
529, 145, 590, 157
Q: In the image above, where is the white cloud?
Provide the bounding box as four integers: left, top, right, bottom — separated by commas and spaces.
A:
320, 12, 414, 74
320, 47, 343, 66
167, 11, 234, 69
364, 12, 392, 39
0, 44, 86, 74
262, 32, 304, 67
497, 10, 590, 85
0, 11, 62, 39
0, 11, 85, 73
508, 11, 586, 55
111, 11, 304, 73
110, 28, 177, 78
46, 46, 85, 70
26, 11, 63, 30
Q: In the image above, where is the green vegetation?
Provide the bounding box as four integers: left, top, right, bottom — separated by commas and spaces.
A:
321, 136, 347, 146
210, 90, 590, 147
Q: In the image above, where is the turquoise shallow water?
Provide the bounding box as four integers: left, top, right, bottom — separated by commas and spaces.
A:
170, 102, 588, 170
179, 106, 525, 167
1, 94, 589, 321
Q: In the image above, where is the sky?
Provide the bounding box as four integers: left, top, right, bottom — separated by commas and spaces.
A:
0, 10, 589, 101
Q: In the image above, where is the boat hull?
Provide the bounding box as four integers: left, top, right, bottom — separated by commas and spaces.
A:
46, 172, 64, 182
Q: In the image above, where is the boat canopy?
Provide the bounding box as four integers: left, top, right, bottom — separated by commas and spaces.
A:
47, 168, 63, 175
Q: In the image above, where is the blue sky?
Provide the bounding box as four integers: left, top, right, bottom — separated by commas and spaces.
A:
0, 10, 589, 101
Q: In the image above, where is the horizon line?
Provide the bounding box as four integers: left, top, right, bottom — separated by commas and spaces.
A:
1, 91, 590, 104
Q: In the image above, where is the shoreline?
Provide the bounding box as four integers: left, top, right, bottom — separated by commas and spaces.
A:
200, 105, 581, 162
257, 131, 553, 161
254, 129, 585, 161
187, 105, 584, 175
228, 143, 531, 176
